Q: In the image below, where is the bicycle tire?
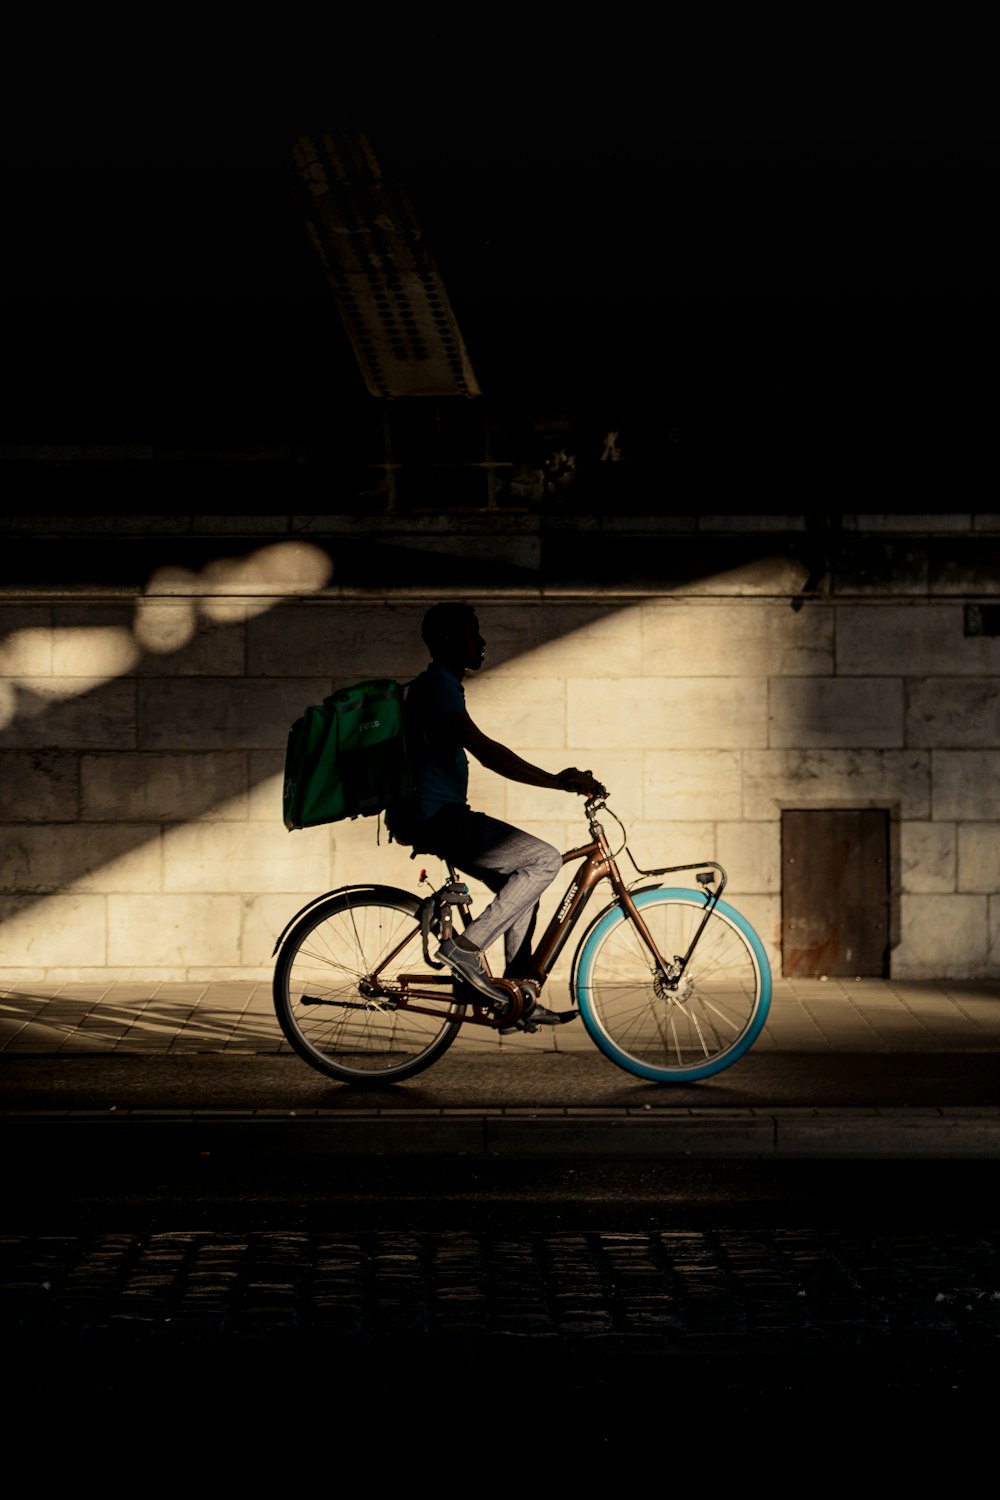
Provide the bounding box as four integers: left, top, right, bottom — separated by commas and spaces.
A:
272, 886, 465, 1084
571, 887, 771, 1082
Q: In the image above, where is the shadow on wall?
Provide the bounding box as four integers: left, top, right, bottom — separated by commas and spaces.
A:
0, 550, 637, 931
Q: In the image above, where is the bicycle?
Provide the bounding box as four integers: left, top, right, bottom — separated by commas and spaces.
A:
271, 785, 771, 1085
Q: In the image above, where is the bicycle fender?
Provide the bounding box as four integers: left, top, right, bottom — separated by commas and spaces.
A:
571, 885, 765, 993
271, 884, 412, 955
568, 882, 719, 991
567, 889, 650, 992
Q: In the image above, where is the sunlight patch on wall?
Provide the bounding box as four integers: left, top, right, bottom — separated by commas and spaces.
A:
0, 628, 140, 706
0, 541, 333, 728
139, 541, 333, 634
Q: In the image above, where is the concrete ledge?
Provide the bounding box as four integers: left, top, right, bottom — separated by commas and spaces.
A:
774, 1111, 1000, 1157
485, 1113, 777, 1157
6, 1106, 1000, 1158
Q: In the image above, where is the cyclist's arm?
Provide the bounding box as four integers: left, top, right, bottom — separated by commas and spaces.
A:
448, 712, 598, 795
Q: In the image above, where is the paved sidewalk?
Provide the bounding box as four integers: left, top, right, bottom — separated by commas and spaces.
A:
3, 975, 1000, 1057
3, 975, 1000, 1159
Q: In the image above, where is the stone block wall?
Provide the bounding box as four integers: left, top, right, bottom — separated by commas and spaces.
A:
0, 513, 998, 983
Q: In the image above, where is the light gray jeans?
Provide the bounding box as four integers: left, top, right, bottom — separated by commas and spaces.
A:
413, 806, 563, 973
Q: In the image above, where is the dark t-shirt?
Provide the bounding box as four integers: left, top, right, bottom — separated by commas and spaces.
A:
401, 662, 469, 821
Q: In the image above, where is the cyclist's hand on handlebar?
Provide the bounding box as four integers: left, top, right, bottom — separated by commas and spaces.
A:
556, 767, 605, 797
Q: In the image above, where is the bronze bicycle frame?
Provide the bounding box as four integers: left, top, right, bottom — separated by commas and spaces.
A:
379, 805, 725, 1032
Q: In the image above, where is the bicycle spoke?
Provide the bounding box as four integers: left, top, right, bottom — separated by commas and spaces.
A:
574, 890, 770, 1081
273, 890, 464, 1083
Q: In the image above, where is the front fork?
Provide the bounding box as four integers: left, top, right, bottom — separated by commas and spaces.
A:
612, 869, 725, 993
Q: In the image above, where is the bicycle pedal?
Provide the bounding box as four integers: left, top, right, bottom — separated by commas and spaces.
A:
528, 1005, 580, 1027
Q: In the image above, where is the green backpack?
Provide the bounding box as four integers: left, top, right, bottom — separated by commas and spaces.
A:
282, 679, 411, 831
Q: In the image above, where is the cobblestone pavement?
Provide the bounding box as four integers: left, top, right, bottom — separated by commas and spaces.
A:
5, 1225, 1000, 1396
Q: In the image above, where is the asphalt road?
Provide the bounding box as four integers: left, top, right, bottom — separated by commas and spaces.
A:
4, 1047, 1000, 1112
4, 1126, 1000, 1229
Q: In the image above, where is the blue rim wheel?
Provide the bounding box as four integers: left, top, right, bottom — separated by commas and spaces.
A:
572, 888, 771, 1082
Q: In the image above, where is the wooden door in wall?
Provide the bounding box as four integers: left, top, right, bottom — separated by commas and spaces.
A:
781, 809, 889, 977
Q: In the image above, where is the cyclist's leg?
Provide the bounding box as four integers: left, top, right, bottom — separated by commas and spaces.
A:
450, 812, 561, 970
420, 809, 561, 971
445, 860, 532, 973
501, 915, 536, 980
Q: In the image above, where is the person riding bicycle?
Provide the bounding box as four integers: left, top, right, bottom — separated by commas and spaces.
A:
386, 601, 601, 1020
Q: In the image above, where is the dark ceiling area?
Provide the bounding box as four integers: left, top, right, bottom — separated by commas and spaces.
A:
1, 115, 996, 502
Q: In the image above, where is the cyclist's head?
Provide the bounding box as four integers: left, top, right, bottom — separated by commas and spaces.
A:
422, 602, 485, 672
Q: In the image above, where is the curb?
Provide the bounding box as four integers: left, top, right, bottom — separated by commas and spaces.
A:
5, 1106, 1000, 1158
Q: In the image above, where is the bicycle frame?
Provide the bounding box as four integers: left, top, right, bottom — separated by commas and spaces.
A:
374, 799, 730, 1033
272, 791, 771, 1086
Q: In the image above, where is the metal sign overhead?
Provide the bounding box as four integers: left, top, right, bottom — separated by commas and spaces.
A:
292, 131, 481, 399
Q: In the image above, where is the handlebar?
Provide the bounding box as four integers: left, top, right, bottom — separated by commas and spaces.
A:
584, 783, 609, 814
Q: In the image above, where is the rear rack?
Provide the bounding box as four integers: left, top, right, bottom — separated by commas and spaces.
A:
623, 848, 728, 898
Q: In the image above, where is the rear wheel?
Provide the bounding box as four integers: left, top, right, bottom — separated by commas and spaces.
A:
572, 888, 771, 1081
273, 887, 464, 1084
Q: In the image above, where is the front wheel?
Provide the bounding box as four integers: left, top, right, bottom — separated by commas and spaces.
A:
571, 888, 771, 1082
273, 886, 465, 1084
